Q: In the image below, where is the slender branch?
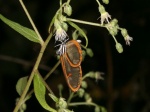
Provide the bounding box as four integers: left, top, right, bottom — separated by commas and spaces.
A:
14, 0, 62, 110
112, 35, 117, 44
82, 75, 89, 80
67, 18, 104, 27
13, 47, 44, 112
68, 102, 98, 107
0, 54, 51, 71
23, 60, 60, 104
13, 33, 53, 112
44, 61, 60, 80
95, 0, 101, 6
67, 92, 75, 104
36, 71, 54, 95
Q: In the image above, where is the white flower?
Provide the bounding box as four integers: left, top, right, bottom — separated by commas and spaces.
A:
101, 12, 111, 25
55, 27, 68, 42
125, 35, 133, 46
55, 38, 68, 56
95, 72, 104, 83
56, 43, 66, 56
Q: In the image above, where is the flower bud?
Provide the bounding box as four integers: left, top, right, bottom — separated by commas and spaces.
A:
58, 98, 67, 109
58, 14, 66, 22
84, 93, 92, 102
102, 0, 109, 4
58, 84, 63, 91
82, 50, 86, 61
111, 19, 118, 26
54, 19, 61, 29
121, 28, 128, 37
64, 5, 72, 16
61, 22, 68, 31
22, 103, 27, 110
115, 43, 123, 53
86, 48, 94, 57
98, 5, 105, 14
94, 72, 104, 80
84, 93, 90, 100
81, 81, 88, 89
78, 88, 85, 98
109, 27, 118, 36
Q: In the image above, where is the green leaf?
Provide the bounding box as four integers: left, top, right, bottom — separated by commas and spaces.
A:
67, 21, 88, 48
86, 48, 94, 57
72, 30, 78, 40
95, 106, 100, 112
16, 76, 28, 96
0, 14, 40, 43
33, 73, 57, 112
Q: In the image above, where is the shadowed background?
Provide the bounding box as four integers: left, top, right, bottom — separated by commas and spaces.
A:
0, 0, 150, 112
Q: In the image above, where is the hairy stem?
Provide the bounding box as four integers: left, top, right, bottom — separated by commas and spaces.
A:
68, 102, 98, 107
13, 33, 53, 112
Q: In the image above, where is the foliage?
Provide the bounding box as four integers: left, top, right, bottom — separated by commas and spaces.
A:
0, 0, 133, 111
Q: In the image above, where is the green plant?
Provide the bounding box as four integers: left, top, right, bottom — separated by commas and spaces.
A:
0, 0, 133, 112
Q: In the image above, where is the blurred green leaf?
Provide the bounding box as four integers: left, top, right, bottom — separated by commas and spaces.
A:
95, 106, 100, 112
86, 48, 94, 57
33, 72, 56, 112
0, 14, 40, 43
100, 106, 107, 112
16, 76, 28, 96
72, 30, 78, 40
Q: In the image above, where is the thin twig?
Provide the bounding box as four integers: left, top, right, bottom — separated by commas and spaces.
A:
13, 33, 53, 112
23, 60, 60, 104
36, 71, 54, 95
0, 54, 51, 71
67, 18, 104, 27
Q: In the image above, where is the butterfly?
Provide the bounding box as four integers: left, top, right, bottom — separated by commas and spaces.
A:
56, 40, 82, 92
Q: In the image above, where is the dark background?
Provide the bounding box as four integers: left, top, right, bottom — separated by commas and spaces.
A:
0, 0, 150, 112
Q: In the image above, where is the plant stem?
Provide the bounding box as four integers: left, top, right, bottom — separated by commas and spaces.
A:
13, 48, 44, 112
23, 60, 60, 104
13, 33, 53, 112
112, 35, 118, 44
68, 102, 98, 107
67, 18, 104, 27
36, 71, 54, 95
48, 2, 67, 32
44, 61, 60, 80
19, 0, 44, 46
82, 74, 89, 80
67, 92, 74, 104
95, 0, 101, 6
